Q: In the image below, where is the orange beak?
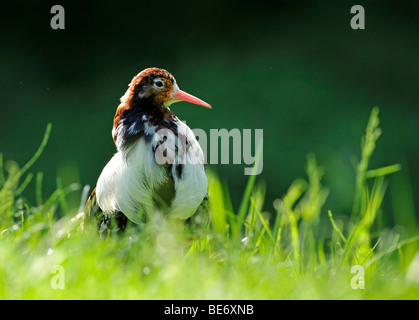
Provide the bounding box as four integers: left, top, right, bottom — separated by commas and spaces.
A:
173, 90, 212, 109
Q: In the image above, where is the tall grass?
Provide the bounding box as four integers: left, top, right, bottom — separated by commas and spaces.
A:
0, 108, 418, 299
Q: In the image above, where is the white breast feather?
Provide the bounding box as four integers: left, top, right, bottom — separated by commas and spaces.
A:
96, 138, 167, 224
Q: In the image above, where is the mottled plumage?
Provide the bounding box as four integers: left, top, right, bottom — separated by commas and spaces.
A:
84, 68, 211, 236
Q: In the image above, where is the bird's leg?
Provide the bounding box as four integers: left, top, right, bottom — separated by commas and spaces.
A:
97, 212, 110, 239
114, 211, 128, 233
97, 211, 130, 238
83, 188, 127, 238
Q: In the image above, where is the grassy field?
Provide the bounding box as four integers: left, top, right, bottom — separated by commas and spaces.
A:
0, 108, 418, 299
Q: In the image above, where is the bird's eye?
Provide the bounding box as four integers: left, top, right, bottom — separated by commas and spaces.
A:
154, 80, 165, 88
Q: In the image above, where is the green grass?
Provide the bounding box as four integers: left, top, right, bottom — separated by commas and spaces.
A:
0, 108, 418, 299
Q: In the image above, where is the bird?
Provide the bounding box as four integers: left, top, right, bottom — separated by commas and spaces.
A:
83, 67, 211, 237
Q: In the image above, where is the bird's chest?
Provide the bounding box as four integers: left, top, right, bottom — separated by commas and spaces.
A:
96, 124, 207, 223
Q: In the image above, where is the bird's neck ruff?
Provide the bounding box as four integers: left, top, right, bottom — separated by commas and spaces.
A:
112, 90, 178, 152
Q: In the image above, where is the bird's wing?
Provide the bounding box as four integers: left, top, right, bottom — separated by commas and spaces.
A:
167, 121, 208, 220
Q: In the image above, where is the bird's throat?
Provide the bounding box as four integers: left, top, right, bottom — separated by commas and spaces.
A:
112, 96, 178, 152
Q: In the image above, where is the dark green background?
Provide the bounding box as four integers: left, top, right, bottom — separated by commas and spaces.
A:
1, 1, 418, 225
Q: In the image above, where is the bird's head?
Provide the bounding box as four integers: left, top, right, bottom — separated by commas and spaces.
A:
113, 68, 211, 143
122, 68, 212, 110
